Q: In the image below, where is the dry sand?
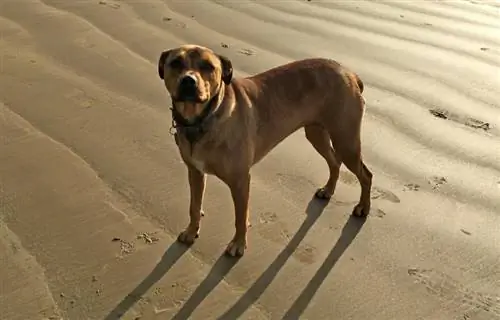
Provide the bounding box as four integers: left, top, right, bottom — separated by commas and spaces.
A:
1, 0, 499, 319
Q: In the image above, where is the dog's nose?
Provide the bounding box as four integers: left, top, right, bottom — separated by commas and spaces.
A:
178, 75, 198, 101
179, 75, 197, 90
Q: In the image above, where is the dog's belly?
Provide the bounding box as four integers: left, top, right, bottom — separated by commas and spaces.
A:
252, 122, 306, 166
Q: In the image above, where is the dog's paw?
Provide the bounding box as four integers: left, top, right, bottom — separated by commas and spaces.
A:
352, 203, 370, 217
177, 228, 199, 245
225, 238, 246, 257
314, 187, 333, 200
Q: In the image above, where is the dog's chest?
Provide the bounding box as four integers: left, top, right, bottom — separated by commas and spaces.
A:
189, 156, 206, 173
178, 139, 210, 174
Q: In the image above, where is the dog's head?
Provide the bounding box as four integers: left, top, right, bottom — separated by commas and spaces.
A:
158, 44, 233, 122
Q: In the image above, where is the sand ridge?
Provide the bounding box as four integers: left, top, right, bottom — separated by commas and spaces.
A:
0, 0, 499, 319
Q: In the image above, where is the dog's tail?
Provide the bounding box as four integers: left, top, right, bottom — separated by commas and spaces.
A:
354, 73, 364, 93
353, 73, 366, 106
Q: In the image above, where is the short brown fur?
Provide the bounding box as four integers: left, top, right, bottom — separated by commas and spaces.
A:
158, 44, 372, 257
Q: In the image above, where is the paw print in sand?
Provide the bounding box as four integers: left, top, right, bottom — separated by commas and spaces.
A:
428, 176, 447, 190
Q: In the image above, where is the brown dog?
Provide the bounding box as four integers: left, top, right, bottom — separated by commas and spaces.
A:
158, 44, 372, 257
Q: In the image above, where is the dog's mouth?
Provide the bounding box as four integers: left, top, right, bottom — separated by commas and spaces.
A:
173, 94, 205, 104
173, 85, 207, 104
171, 95, 210, 124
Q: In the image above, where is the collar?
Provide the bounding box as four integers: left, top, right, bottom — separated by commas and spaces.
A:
170, 90, 221, 145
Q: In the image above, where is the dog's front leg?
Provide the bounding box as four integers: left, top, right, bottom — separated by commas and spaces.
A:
225, 173, 251, 257
177, 165, 206, 245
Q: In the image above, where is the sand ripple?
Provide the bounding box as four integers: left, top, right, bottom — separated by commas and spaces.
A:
1, 0, 499, 319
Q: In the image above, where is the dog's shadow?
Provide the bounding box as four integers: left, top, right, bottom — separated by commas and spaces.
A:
171, 196, 366, 320
281, 213, 366, 319
104, 196, 365, 320
103, 241, 189, 320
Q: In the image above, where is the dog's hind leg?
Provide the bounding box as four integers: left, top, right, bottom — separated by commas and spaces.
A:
304, 124, 342, 200
333, 135, 373, 217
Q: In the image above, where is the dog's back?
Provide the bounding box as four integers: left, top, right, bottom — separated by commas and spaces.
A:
246, 58, 364, 113
240, 58, 365, 135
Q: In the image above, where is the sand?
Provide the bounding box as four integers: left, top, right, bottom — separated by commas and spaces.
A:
0, 0, 499, 319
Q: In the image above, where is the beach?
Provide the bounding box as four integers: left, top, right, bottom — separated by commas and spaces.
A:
0, 0, 499, 319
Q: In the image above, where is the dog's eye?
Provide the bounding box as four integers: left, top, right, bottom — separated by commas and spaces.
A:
169, 58, 184, 69
199, 61, 214, 72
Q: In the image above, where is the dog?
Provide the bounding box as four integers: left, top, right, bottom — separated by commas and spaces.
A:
158, 44, 372, 257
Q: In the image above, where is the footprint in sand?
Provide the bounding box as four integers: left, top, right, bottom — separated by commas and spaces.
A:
259, 211, 278, 224
407, 268, 500, 317
111, 237, 135, 257
136, 232, 159, 244
161, 17, 187, 29
339, 171, 358, 185
428, 176, 447, 190
465, 117, 491, 131
257, 226, 290, 245
371, 187, 401, 203
429, 108, 491, 132
238, 48, 256, 56
403, 183, 421, 192
374, 208, 386, 218
98, 0, 120, 9
256, 211, 293, 245
293, 244, 317, 265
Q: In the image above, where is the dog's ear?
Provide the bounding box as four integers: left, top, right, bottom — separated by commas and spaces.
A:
158, 49, 172, 80
218, 55, 233, 85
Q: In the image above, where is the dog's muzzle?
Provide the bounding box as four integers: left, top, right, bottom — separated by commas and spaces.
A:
177, 75, 199, 102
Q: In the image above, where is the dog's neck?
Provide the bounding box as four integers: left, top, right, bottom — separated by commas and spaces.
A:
171, 87, 224, 145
